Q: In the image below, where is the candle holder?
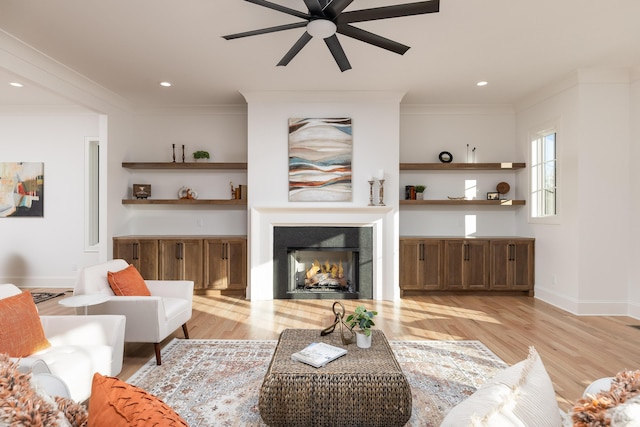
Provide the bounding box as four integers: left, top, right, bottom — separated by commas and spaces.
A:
378, 179, 385, 206
368, 180, 375, 206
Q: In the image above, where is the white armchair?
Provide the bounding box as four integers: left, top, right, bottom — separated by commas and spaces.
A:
73, 259, 193, 365
0, 283, 126, 402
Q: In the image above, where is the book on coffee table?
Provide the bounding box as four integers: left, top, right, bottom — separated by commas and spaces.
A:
291, 342, 347, 368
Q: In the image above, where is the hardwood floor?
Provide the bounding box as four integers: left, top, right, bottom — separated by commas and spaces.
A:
35, 289, 640, 411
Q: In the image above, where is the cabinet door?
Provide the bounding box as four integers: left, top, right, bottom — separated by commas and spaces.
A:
204, 239, 247, 290
421, 239, 444, 290
203, 239, 227, 289
399, 240, 423, 290
512, 240, 534, 290
490, 240, 511, 290
159, 239, 203, 287
226, 240, 247, 290
113, 238, 158, 279
465, 240, 489, 290
490, 240, 534, 291
443, 240, 465, 290
444, 240, 489, 290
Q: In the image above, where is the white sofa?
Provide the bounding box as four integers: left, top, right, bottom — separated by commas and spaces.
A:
73, 259, 193, 365
0, 283, 126, 402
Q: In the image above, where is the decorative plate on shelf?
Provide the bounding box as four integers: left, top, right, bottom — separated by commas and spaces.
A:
178, 186, 198, 199
496, 182, 510, 194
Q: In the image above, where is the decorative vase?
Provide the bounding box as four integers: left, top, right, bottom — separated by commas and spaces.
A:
356, 331, 372, 349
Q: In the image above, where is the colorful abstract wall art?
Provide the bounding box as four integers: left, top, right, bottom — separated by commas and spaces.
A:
0, 162, 44, 217
288, 118, 352, 202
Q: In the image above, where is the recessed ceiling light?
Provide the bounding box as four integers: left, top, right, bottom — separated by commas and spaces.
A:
476, 81, 488, 87
9, 82, 23, 87
160, 81, 172, 87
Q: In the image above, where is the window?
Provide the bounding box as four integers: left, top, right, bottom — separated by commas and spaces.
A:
85, 138, 100, 251
530, 129, 557, 219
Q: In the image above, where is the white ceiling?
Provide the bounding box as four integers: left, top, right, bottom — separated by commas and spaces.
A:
0, 0, 639, 108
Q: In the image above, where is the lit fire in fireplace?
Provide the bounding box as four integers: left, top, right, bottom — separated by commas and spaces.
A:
305, 259, 348, 288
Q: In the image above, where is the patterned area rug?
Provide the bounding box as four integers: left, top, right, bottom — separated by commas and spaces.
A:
31, 291, 65, 304
127, 338, 508, 427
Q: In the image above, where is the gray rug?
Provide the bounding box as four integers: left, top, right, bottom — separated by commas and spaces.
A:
31, 291, 65, 304
127, 338, 508, 426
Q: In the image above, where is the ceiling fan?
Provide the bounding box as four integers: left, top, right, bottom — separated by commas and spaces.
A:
223, 0, 440, 72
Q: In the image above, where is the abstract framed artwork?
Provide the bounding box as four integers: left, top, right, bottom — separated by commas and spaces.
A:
0, 162, 44, 217
288, 118, 352, 202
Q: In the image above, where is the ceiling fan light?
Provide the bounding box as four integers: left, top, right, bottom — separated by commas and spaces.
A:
307, 19, 337, 39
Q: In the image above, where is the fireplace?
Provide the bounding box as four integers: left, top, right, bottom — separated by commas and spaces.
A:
273, 226, 373, 299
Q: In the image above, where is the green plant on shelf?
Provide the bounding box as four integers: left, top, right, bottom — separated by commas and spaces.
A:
415, 185, 426, 193
193, 150, 210, 160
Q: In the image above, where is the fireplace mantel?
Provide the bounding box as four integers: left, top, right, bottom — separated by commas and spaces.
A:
249, 206, 398, 301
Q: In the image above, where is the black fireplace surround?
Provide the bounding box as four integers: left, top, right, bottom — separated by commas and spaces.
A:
273, 226, 373, 299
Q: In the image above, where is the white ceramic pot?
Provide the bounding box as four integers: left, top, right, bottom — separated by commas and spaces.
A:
416, 192, 424, 200
356, 331, 372, 349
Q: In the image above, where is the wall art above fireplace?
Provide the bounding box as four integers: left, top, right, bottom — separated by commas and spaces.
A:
288, 118, 352, 202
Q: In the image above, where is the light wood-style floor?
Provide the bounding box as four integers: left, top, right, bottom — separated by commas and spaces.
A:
36, 290, 640, 411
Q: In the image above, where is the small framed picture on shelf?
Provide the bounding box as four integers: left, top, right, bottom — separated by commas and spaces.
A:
133, 184, 151, 199
487, 192, 500, 200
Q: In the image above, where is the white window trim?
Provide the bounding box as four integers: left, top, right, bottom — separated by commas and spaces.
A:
528, 120, 561, 225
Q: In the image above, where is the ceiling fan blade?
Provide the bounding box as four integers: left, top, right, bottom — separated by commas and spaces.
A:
324, 34, 352, 72
338, 0, 439, 24
277, 32, 313, 66
303, 0, 324, 16
223, 22, 307, 40
337, 24, 409, 55
245, 0, 310, 20
322, 0, 354, 19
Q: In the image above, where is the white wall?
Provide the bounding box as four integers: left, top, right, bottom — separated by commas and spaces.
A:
399, 105, 521, 237
243, 91, 402, 300
112, 107, 248, 239
517, 69, 633, 315
0, 110, 101, 286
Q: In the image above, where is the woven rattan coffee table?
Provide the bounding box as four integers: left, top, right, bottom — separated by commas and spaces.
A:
259, 328, 412, 427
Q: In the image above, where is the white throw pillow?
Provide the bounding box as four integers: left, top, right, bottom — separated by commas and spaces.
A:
610, 395, 640, 427
440, 346, 562, 427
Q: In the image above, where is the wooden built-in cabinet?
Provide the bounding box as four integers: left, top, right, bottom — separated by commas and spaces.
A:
203, 238, 247, 291
489, 240, 535, 292
113, 236, 247, 295
400, 237, 534, 296
113, 238, 159, 280
158, 238, 204, 288
443, 239, 490, 290
399, 239, 444, 291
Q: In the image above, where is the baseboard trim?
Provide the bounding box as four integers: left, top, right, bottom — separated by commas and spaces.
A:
535, 286, 637, 318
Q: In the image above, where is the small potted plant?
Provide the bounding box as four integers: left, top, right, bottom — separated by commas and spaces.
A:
415, 185, 426, 200
193, 150, 210, 162
346, 305, 378, 348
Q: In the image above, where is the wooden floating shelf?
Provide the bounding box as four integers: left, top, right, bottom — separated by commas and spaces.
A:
122, 162, 247, 170
122, 199, 246, 205
400, 199, 526, 206
400, 162, 526, 170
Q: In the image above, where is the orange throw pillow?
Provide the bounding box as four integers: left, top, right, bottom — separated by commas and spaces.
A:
0, 291, 51, 357
88, 373, 188, 427
107, 265, 151, 296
